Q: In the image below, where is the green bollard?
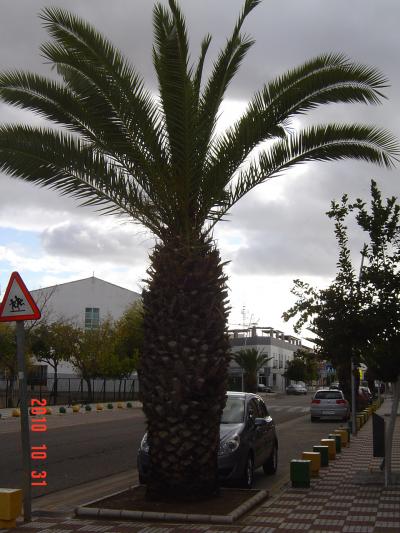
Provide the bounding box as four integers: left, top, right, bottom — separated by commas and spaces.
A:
290, 459, 311, 488
313, 445, 329, 467
329, 434, 341, 453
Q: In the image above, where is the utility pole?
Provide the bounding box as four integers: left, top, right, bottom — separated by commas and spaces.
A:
351, 249, 366, 435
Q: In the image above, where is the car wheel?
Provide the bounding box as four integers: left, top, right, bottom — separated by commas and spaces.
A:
311, 416, 318, 422
263, 441, 278, 475
241, 453, 254, 489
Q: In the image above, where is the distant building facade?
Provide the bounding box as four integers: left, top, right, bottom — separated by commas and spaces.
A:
229, 326, 304, 391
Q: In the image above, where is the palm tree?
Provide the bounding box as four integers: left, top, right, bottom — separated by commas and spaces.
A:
232, 348, 271, 392
0, 0, 398, 501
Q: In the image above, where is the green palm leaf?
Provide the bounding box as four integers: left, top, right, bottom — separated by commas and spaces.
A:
222, 124, 399, 217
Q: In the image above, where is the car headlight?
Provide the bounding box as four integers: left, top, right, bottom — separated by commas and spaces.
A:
218, 435, 240, 456
140, 434, 149, 453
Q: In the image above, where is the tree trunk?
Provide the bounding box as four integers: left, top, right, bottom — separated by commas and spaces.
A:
85, 377, 92, 403
337, 360, 352, 404
139, 235, 230, 501
244, 372, 257, 393
53, 365, 58, 405
384, 375, 400, 487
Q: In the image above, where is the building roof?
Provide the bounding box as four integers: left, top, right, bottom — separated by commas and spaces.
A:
31, 276, 140, 297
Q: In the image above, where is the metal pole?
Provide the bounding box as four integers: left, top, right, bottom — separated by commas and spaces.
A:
16, 321, 32, 522
351, 357, 357, 436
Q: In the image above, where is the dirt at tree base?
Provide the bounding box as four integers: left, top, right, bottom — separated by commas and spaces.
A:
86, 485, 264, 515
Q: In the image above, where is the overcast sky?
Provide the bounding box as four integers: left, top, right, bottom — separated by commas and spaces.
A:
0, 0, 399, 341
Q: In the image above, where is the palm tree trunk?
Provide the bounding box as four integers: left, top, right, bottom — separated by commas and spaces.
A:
139, 235, 231, 501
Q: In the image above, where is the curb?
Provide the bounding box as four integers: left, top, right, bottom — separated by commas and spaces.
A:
75, 486, 268, 524
0, 401, 142, 419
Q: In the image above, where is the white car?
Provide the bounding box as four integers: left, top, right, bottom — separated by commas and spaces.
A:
310, 389, 350, 422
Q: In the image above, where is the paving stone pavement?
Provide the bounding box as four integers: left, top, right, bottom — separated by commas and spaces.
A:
2, 400, 399, 533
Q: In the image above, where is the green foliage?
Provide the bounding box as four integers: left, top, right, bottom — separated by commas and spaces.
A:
113, 301, 143, 375
284, 358, 308, 383
29, 320, 76, 370
0, 323, 16, 377
353, 181, 400, 382
71, 318, 115, 380
284, 180, 400, 395
232, 348, 271, 392
284, 349, 318, 383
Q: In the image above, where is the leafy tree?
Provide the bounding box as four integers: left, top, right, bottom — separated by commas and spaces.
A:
114, 301, 143, 374
285, 180, 400, 485
283, 199, 365, 405
0, 323, 17, 406
29, 320, 76, 404
284, 348, 319, 384
0, 0, 398, 500
232, 348, 271, 392
351, 180, 400, 486
284, 357, 307, 383
70, 319, 115, 401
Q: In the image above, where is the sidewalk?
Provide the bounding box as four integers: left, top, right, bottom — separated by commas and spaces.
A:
2, 399, 399, 533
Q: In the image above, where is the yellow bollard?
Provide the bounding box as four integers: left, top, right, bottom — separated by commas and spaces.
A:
0, 488, 22, 527
96, 403, 103, 411
335, 429, 348, 447
117, 402, 124, 409
11, 409, 20, 417
301, 452, 320, 477
72, 404, 80, 413
321, 438, 336, 460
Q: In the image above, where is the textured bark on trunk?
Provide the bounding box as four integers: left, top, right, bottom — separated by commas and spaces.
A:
139, 236, 231, 501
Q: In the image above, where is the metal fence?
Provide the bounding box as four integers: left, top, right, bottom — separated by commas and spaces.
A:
0, 377, 138, 408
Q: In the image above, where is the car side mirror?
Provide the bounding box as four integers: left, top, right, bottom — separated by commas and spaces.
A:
254, 418, 267, 427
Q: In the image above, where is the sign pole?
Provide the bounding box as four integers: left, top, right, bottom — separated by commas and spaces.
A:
351, 357, 357, 436
16, 320, 32, 522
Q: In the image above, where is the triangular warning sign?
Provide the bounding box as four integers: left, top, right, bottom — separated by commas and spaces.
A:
0, 272, 41, 322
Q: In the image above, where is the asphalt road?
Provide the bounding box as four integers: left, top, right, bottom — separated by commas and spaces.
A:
0, 393, 344, 498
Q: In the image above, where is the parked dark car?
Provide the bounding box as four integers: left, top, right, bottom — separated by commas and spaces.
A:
286, 383, 307, 395
257, 383, 272, 393
137, 391, 278, 489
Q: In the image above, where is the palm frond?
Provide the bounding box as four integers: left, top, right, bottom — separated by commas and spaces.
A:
0, 70, 147, 181
152, 0, 196, 199
39, 8, 166, 173
203, 54, 390, 211
0, 124, 163, 234
196, 0, 260, 172
193, 34, 212, 107
211, 124, 400, 224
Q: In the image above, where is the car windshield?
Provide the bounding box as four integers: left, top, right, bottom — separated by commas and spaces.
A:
315, 391, 342, 400
221, 397, 245, 424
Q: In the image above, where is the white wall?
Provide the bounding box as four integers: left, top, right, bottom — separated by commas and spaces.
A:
31, 276, 140, 328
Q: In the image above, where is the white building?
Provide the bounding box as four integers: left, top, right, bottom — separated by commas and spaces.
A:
30, 276, 140, 380
229, 326, 304, 391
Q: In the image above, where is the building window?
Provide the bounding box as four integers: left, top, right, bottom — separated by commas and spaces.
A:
279, 353, 283, 369
85, 307, 100, 329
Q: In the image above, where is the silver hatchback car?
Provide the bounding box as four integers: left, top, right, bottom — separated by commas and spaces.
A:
310, 389, 350, 422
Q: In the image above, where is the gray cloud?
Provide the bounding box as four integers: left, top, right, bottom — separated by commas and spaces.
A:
41, 221, 152, 265
0, 0, 399, 282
